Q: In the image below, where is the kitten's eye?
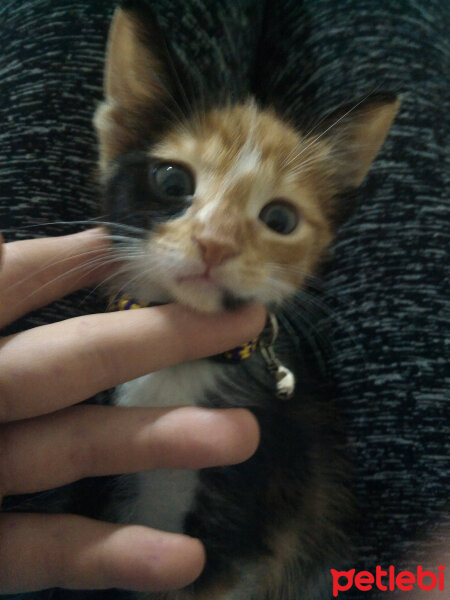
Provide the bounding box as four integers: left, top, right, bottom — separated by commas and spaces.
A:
152, 163, 195, 198
259, 200, 299, 235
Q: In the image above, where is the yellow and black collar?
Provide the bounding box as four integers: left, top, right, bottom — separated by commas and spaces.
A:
107, 293, 258, 363
108, 293, 295, 398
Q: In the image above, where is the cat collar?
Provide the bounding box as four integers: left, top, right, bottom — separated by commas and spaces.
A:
257, 313, 296, 400
107, 293, 258, 363
107, 293, 296, 398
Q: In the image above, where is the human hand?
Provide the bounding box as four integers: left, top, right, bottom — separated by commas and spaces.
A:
0, 229, 265, 594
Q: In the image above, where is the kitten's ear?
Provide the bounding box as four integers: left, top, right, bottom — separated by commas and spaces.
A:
322, 94, 401, 190
103, 1, 169, 111
94, 1, 181, 170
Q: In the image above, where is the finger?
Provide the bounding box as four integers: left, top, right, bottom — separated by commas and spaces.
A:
0, 228, 112, 329
0, 513, 205, 594
0, 406, 259, 496
0, 302, 266, 422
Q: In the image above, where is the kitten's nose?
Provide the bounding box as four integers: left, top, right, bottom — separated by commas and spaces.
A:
194, 235, 238, 268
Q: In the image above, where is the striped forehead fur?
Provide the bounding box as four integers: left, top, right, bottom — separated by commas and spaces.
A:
151, 101, 334, 219
99, 95, 398, 312
137, 100, 336, 311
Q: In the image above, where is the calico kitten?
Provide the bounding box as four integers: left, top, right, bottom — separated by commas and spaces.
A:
94, 2, 400, 599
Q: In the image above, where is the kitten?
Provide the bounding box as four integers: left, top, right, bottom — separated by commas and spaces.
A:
94, 2, 400, 599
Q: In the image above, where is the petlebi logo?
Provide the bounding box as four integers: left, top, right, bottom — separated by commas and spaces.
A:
330, 564, 446, 596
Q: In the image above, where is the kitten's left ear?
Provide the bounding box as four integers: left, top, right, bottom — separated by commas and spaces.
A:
94, 1, 184, 171
322, 93, 401, 190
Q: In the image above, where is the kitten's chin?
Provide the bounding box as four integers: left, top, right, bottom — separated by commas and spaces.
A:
169, 277, 250, 313
170, 280, 227, 313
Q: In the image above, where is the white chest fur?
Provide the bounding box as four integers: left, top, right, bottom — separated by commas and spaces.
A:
117, 359, 223, 408
116, 359, 224, 532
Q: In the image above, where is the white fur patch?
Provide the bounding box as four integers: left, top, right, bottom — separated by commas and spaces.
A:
221, 142, 262, 196
233, 145, 261, 177
116, 359, 224, 533
196, 194, 223, 225
133, 468, 199, 533
117, 359, 223, 408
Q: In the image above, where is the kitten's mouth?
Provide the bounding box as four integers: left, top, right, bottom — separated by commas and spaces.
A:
176, 271, 218, 288
173, 270, 245, 312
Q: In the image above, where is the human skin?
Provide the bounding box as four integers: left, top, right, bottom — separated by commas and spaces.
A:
0, 228, 265, 594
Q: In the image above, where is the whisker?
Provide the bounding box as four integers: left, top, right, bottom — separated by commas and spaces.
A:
2, 247, 112, 295
21, 253, 122, 303
2, 219, 148, 239
287, 288, 369, 372
284, 149, 344, 176
12, 240, 145, 307
282, 90, 381, 170
266, 263, 326, 292
277, 311, 329, 377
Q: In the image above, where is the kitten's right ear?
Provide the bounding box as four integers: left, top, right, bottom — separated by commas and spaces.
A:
316, 94, 401, 227
94, 1, 181, 171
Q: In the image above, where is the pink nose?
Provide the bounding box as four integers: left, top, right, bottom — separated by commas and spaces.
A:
194, 235, 238, 268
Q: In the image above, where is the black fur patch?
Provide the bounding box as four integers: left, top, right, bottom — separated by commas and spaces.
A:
180, 348, 351, 598
102, 151, 191, 234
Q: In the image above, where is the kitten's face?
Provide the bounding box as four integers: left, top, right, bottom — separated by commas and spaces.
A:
95, 4, 400, 313
105, 102, 334, 312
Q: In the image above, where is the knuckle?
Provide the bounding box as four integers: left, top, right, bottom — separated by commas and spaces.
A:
73, 319, 122, 389
0, 380, 13, 423
34, 515, 73, 589
65, 407, 98, 479
92, 346, 122, 388
0, 425, 16, 497
0, 518, 13, 587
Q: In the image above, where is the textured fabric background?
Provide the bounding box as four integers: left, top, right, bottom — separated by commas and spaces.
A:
0, 0, 448, 599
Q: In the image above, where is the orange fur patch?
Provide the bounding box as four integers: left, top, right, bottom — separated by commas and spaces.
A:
147, 101, 334, 309
95, 8, 399, 311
